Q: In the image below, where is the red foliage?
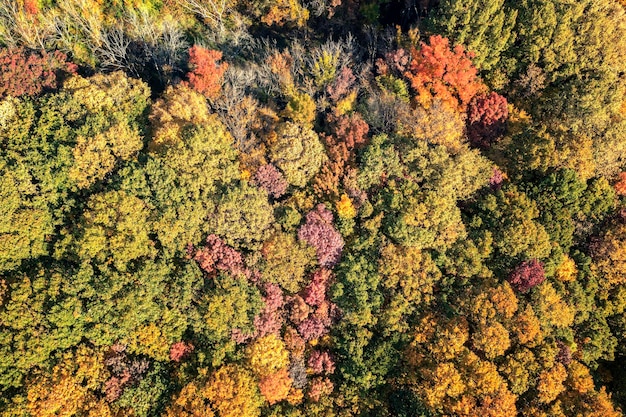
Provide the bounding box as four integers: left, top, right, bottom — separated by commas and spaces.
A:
327, 66, 355, 102
297, 316, 328, 341
333, 112, 369, 150
467, 92, 509, 148
404, 35, 484, 111
0, 47, 77, 98
254, 164, 288, 198
298, 204, 344, 268
508, 259, 546, 293
302, 269, 332, 307
307, 350, 335, 375
489, 167, 504, 191
103, 345, 150, 401
193, 234, 245, 277
377, 48, 410, 76
254, 283, 285, 337
614, 172, 626, 196
556, 341, 572, 365
169, 341, 195, 362
186, 45, 228, 100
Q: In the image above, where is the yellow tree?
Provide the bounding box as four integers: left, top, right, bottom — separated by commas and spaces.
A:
204, 364, 263, 417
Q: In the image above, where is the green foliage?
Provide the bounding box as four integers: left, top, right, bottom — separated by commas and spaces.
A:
206, 182, 274, 250
270, 122, 327, 187
467, 186, 552, 271
1, 4, 626, 416
427, 0, 518, 77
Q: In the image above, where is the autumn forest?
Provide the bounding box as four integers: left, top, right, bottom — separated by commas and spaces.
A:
1, 0, 626, 416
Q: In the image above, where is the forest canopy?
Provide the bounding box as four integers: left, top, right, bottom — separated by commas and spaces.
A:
1, 0, 626, 416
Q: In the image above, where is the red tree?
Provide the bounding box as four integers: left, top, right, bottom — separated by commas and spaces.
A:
508, 259, 546, 293
186, 45, 228, 100
297, 204, 344, 268
307, 350, 335, 375
169, 341, 195, 362
302, 269, 332, 307
467, 92, 509, 148
254, 164, 289, 198
192, 234, 245, 277
0, 47, 77, 98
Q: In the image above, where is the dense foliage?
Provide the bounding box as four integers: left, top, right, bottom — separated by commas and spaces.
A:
1, 0, 626, 416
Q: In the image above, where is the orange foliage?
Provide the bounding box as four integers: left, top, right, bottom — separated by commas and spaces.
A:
405, 35, 485, 112
259, 368, 293, 405
615, 172, 626, 196
537, 363, 567, 404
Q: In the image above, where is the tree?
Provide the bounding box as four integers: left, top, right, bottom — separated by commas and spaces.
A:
254, 164, 289, 198
508, 259, 546, 293
207, 182, 274, 250
298, 204, 344, 268
269, 122, 327, 187
467, 186, 552, 271
467, 92, 508, 148
74, 190, 155, 271
186, 45, 228, 100
404, 35, 485, 112
247, 334, 290, 377
148, 84, 212, 152
261, 231, 316, 293
426, 0, 517, 82
204, 365, 263, 417
259, 368, 293, 405
0, 47, 77, 98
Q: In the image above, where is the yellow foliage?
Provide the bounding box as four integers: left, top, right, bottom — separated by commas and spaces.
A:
489, 283, 519, 319
471, 320, 510, 359
396, 99, 467, 154
261, 231, 316, 293
0, 97, 17, 128
336, 194, 356, 219
282, 89, 316, 127
204, 365, 263, 417
555, 255, 577, 282
566, 361, 594, 394
126, 322, 171, 361
537, 363, 567, 404
534, 282, 575, 329
506, 104, 532, 136
499, 348, 539, 395
164, 381, 214, 417
26, 346, 107, 417
149, 84, 211, 152
262, 0, 309, 27
430, 317, 470, 361
420, 362, 465, 408
287, 387, 304, 405
70, 121, 142, 188
311, 50, 338, 88
592, 222, 626, 289
463, 350, 506, 396
63, 71, 150, 117
335, 91, 357, 117
247, 334, 290, 377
